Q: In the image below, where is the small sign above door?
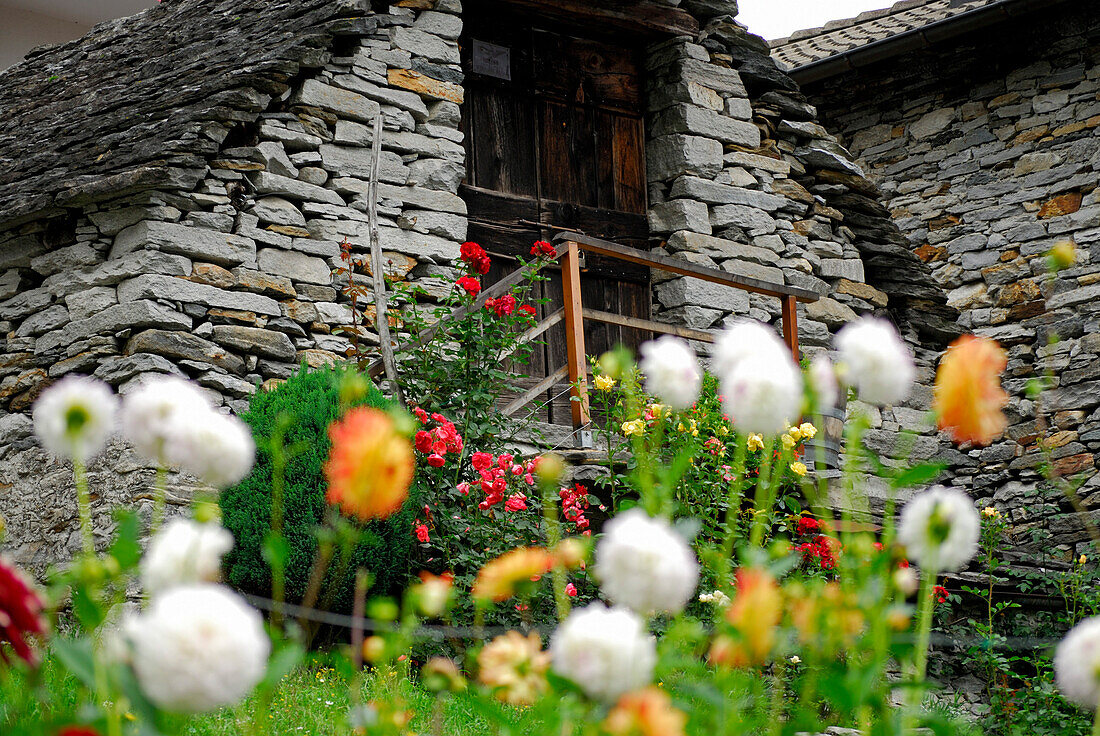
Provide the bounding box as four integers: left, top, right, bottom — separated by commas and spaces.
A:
472, 39, 511, 81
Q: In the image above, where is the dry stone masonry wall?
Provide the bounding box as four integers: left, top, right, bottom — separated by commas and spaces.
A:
804, 2, 1100, 558
0, 0, 949, 573
0, 0, 468, 573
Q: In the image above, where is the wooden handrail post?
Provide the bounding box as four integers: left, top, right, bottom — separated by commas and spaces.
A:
781, 295, 799, 359
560, 240, 592, 448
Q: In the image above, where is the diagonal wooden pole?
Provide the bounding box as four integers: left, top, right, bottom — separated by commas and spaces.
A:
367, 110, 403, 405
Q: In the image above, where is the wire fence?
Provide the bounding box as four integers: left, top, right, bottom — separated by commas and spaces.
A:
241, 593, 1067, 653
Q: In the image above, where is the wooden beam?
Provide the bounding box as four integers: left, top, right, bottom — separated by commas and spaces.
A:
502, 365, 569, 416
554, 231, 820, 303
560, 240, 592, 435
781, 294, 800, 358
582, 308, 715, 344
485, 0, 699, 37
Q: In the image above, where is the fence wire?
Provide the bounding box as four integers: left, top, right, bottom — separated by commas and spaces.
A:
241, 593, 1065, 652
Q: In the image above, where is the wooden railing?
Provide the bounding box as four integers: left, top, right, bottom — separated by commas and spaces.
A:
370, 232, 819, 447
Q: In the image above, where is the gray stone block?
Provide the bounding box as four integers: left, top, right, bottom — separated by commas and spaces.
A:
647, 135, 723, 181
257, 249, 332, 285
65, 287, 118, 321
656, 276, 751, 312
117, 274, 281, 316
650, 104, 761, 147
318, 144, 409, 185
292, 78, 380, 123
112, 220, 257, 267
648, 200, 712, 234
670, 176, 788, 210
36, 301, 191, 355
211, 325, 296, 362
126, 329, 245, 374
251, 197, 306, 227
817, 258, 865, 281
668, 231, 779, 265
710, 204, 777, 234
30, 243, 100, 277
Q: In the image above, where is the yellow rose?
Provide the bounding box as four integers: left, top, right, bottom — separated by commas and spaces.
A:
791, 461, 807, 476
982, 506, 999, 519
781, 434, 796, 450
621, 419, 645, 437
1080, 554, 1088, 566
799, 422, 817, 439
788, 426, 802, 441
594, 374, 616, 391
747, 434, 765, 452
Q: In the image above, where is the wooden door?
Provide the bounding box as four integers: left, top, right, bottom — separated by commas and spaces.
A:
461, 2, 651, 425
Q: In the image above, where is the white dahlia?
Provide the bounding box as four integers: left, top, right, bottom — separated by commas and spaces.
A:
1055, 616, 1100, 709
550, 603, 656, 702
713, 319, 788, 376
719, 351, 803, 436
809, 354, 840, 410
121, 376, 213, 464
141, 518, 234, 594
32, 375, 118, 462
897, 486, 980, 572
639, 336, 702, 411
835, 317, 915, 406
168, 407, 255, 489
127, 584, 269, 713
595, 509, 699, 616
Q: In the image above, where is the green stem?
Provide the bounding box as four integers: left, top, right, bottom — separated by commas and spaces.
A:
73, 458, 93, 555
719, 439, 748, 587
907, 566, 940, 728
151, 464, 168, 534
749, 445, 776, 549
542, 484, 569, 622
1093, 696, 1100, 736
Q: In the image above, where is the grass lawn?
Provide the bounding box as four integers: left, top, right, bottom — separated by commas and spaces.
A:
1, 652, 511, 735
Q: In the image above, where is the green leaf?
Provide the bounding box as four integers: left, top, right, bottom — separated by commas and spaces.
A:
257, 640, 305, 693
892, 462, 946, 489
71, 585, 106, 630
110, 509, 142, 570
52, 637, 97, 690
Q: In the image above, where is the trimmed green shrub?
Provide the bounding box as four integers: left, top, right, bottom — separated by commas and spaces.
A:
220, 366, 419, 614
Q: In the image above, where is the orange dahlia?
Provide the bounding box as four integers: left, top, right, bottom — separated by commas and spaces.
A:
324, 407, 414, 521
934, 335, 1008, 447
604, 687, 688, 736
710, 568, 781, 668
471, 547, 553, 603
477, 631, 549, 705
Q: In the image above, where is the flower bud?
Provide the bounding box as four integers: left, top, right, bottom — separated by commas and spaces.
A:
1049, 241, 1077, 271
421, 657, 466, 693
193, 500, 222, 525
368, 599, 399, 622
894, 566, 919, 596
362, 636, 386, 664
535, 453, 566, 490
598, 347, 632, 381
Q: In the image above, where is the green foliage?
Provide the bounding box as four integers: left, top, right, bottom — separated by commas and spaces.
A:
220, 365, 419, 613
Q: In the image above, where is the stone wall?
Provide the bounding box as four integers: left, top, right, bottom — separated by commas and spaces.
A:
802, 2, 1100, 559
0, 0, 950, 574
0, 0, 467, 573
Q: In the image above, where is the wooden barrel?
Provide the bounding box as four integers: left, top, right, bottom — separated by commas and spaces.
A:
804, 402, 844, 470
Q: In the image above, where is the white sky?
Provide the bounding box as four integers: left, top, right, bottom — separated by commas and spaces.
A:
737, 0, 896, 41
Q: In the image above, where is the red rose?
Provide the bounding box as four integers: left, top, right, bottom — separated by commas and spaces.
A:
58, 728, 101, 736
460, 241, 485, 262
933, 585, 949, 603
492, 294, 517, 317
414, 431, 432, 454
504, 493, 528, 512
530, 240, 555, 258
471, 452, 494, 471
415, 524, 431, 543
0, 557, 46, 665
473, 255, 491, 275
456, 275, 481, 297
412, 406, 429, 424
519, 304, 536, 318
427, 454, 446, 468
796, 517, 820, 536
565, 583, 577, 597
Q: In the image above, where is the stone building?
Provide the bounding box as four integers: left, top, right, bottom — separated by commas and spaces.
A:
0, 0, 950, 572
774, 0, 1100, 559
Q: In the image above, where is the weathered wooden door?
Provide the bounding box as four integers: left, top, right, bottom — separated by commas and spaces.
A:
461, 2, 650, 425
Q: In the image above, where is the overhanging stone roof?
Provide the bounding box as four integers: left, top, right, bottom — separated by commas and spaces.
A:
770, 0, 999, 70
0, 0, 369, 230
